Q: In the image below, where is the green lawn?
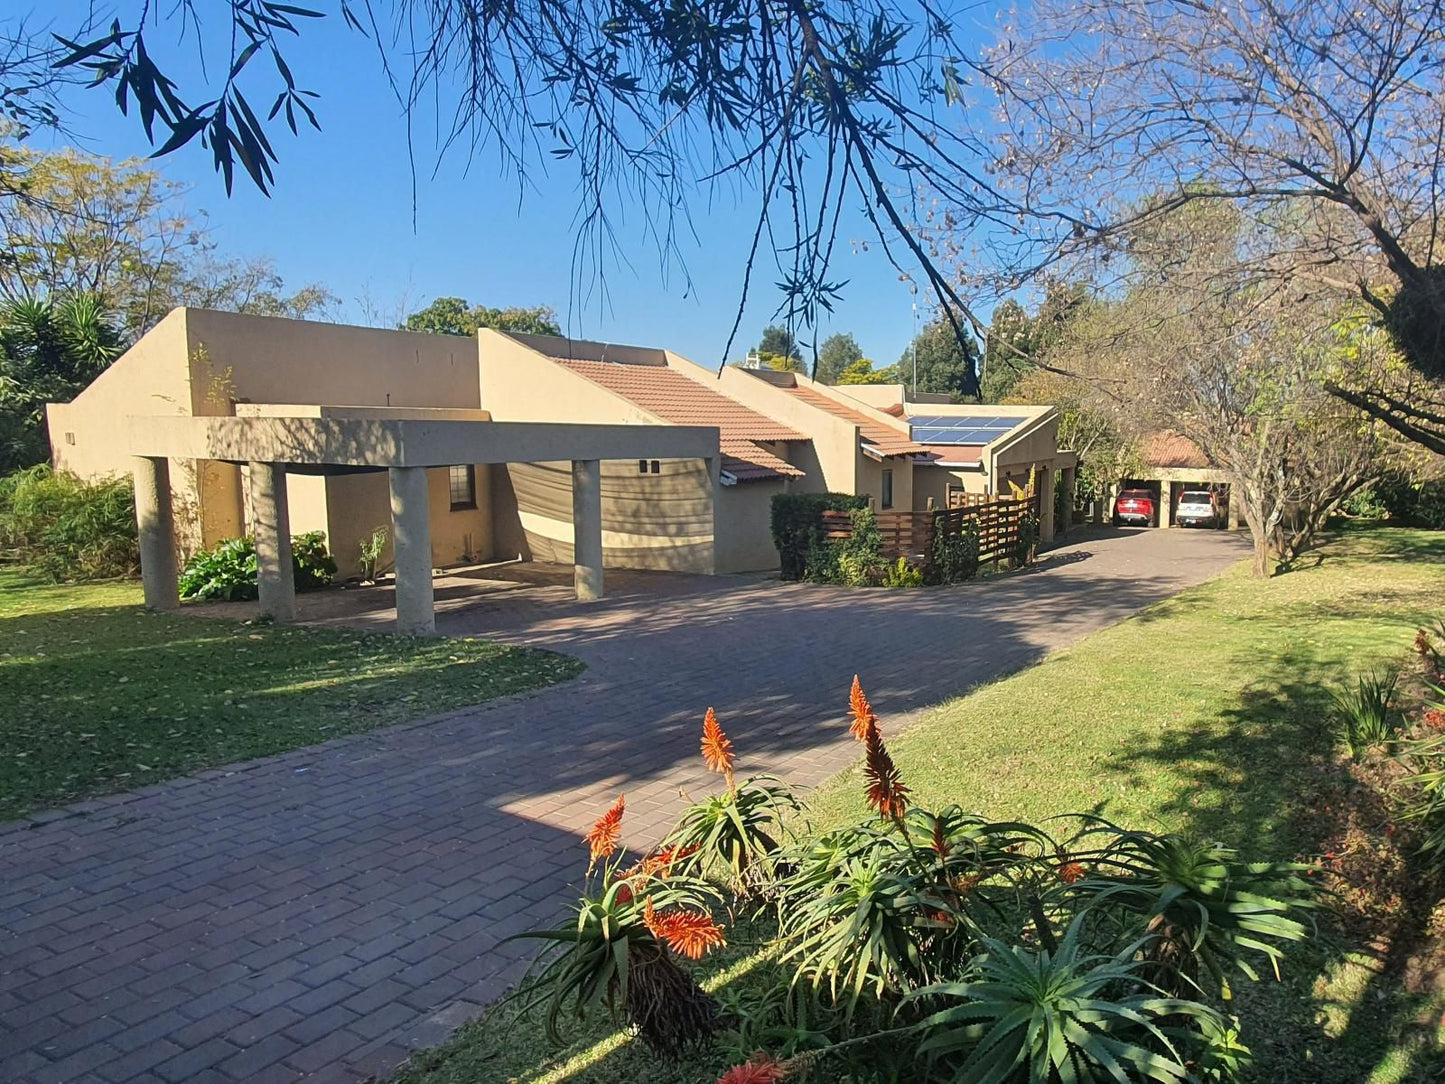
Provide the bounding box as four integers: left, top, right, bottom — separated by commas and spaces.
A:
0, 569, 583, 820
393, 526, 1445, 1084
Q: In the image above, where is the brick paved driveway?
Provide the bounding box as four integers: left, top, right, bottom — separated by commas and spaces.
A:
0, 527, 1247, 1083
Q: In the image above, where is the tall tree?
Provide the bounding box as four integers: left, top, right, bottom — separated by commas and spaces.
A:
755, 325, 804, 372
1047, 203, 1394, 576
0, 142, 334, 339
815, 332, 863, 385
837, 357, 897, 385
897, 317, 979, 400
978, 0, 1445, 449
403, 297, 560, 337
0, 294, 120, 470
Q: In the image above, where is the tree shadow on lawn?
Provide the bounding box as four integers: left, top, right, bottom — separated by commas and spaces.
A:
0, 604, 581, 819
1105, 634, 1441, 1082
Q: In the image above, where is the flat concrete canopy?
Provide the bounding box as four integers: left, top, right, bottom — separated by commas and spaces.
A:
125, 415, 718, 469
127, 414, 722, 633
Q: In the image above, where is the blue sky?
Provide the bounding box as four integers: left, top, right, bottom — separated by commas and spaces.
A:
33, 1, 1000, 368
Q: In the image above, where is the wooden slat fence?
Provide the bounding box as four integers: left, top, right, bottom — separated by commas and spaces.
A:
818, 489, 1040, 573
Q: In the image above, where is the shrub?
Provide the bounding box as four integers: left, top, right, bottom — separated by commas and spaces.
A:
290, 530, 337, 591
358, 524, 388, 582
1374, 470, 1445, 528
1333, 667, 1402, 760
179, 532, 337, 601
179, 537, 259, 601
882, 556, 923, 588
929, 515, 978, 585
770, 492, 869, 580
0, 465, 138, 581
1340, 487, 1388, 520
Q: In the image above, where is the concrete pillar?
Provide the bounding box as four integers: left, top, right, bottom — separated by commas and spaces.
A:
1037, 464, 1056, 545
131, 456, 178, 611
1158, 480, 1173, 528
572, 458, 604, 601
1227, 487, 1241, 531
389, 466, 436, 635
247, 462, 295, 623
704, 455, 720, 575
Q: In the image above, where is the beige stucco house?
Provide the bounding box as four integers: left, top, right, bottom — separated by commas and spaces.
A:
48, 310, 1081, 603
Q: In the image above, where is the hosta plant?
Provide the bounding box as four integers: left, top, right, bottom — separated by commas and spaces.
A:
663, 708, 801, 892
910, 917, 1225, 1084
507, 795, 728, 1054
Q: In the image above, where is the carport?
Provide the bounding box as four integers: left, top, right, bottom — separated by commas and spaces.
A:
127, 415, 718, 634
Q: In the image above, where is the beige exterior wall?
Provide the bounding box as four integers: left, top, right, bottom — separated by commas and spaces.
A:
688, 363, 862, 494
857, 454, 915, 513
501, 459, 714, 573
912, 465, 988, 509
184, 309, 481, 410
717, 481, 785, 573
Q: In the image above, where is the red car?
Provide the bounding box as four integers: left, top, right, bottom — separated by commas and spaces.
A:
1113, 488, 1156, 527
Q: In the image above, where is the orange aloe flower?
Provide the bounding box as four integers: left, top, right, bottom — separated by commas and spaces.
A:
701, 707, 737, 780
585, 794, 625, 870
929, 818, 950, 857
1057, 861, 1087, 884
848, 674, 877, 742
862, 718, 909, 818
640, 843, 698, 878
643, 899, 726, 959
717, 1054, 787, 1084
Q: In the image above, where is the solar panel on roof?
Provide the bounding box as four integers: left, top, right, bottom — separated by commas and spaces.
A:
909, 414, 1018, 430
912, 426, 1009, 445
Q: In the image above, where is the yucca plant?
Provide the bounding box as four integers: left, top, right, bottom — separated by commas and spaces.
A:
663, 708, 801, 891
507, 795, 727, 1054
1059, 826, 1316, 998
1332, 667, 1402, 759
909, 917, 1227, 1084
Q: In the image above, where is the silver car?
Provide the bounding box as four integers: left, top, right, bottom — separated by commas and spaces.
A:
1175, 490, 1219, 528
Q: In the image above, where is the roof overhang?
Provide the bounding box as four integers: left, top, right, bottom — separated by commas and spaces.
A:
126, 415, 720, 470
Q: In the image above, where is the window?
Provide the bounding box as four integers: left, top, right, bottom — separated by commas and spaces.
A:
448, 465, 476, 510
638, 459, 661, 474
881, 469, 894, 510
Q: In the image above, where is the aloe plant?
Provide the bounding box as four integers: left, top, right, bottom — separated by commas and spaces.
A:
910, 918, 1224, 1083
1332, 667, 1402, 759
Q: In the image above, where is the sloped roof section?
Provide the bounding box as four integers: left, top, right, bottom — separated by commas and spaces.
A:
1143, 431, 1211, 469
782, 384, 926, 458
552, 358, 806, 482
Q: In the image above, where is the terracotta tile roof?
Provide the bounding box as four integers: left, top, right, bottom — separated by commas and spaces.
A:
1143, 431, 1211, 469
552, 358, 806, 482
916, 444, 984, 466
783, 384, 927, 457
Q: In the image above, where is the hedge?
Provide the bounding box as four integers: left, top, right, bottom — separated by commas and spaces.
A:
770, 492, 870, 580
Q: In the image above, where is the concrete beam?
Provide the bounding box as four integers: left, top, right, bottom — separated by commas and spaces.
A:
126, 415, 718, 469
389, 467, 435, 635
572, 459, 604, 602
248, 461, 295, 622
131, 456, 178, 611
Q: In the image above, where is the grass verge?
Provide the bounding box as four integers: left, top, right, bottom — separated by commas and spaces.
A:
392, 525, 1445, 1084
0, 569, 583, 819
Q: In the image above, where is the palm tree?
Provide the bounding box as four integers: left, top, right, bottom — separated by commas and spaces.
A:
0, 293, 122, 471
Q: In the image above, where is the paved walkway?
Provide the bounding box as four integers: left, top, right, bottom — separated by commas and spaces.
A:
0, 527, 1248, 1083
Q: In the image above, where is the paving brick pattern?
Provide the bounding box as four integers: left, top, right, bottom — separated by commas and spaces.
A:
0, 527, 1247, 1082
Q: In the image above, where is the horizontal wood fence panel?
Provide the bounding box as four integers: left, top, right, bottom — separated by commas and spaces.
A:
816, 491, 1040, 572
